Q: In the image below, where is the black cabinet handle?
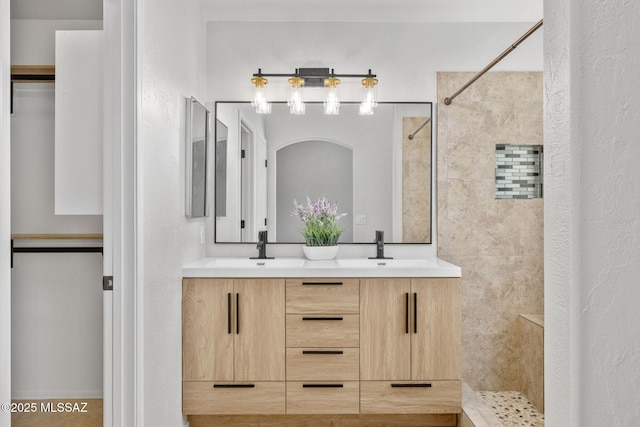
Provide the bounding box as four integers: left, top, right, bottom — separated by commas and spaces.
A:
413, 292, 418, 334
302, 384, 344, 388
391, 383, 432, 388
302, 281, 343, 286
302, 350, 344, 355
405, 292, 409, 334
235, 293, 239, 334
302, 317, 343, 321
227, 293, 232, 334
213, 384, 255, 388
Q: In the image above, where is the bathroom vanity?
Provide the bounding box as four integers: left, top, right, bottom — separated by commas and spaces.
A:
182, 258, 461, 425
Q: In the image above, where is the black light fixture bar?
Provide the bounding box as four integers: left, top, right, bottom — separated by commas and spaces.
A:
253, 68, 375, 81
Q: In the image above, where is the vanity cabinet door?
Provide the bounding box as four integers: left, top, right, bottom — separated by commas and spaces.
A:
360, 278, 411, 380
182, 278, 285, 382
410, 278, 461, 381
234, 278, 285, 381
182, 278, 234, 381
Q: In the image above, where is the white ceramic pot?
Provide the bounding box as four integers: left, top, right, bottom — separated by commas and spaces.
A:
302, 245, 339, 261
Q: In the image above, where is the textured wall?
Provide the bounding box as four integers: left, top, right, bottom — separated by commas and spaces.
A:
141, 0, 207, 424
544, 0, 640, 425
437, 71, 544, 391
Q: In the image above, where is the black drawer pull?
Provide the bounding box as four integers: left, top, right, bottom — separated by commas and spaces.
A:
302, 384, 344, 388
302, 350, 344, 355
213, 384, 255, 388
391, 383, 432, 388
227, 293, 232, 334
302, 281, 343, 286
302, 317, 343, 321
413, 292, 418, 334
235, 293, 240, 334
405, 292, 410, 334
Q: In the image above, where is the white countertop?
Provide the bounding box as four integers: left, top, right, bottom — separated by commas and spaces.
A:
183, 257, 461, 278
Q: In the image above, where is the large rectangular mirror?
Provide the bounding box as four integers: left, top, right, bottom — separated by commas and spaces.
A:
214, 101, 432, 244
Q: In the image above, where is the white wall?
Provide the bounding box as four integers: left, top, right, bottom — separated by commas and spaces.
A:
10, 19, 104, 400
139, 0, 207, 424
207, 22, 543, 103
206, 21, 542, 259
544, 0, 640, 425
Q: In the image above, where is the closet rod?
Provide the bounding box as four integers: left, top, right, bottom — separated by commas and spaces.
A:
10, 238, 103, 268
442, 19, 543, 106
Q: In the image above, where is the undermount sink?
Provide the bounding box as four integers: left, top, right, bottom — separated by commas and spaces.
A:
209, 258, 307, 269
335, 258, 429, 269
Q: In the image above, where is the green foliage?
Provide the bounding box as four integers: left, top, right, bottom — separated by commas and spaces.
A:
291, 196, 347, 246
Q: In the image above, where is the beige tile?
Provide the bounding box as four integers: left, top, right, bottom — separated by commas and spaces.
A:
524, 72, 543, 98
520, 315, 544, 412
436, 72, 543, 392
436, 179, 449, 256
446, 138, 496, 181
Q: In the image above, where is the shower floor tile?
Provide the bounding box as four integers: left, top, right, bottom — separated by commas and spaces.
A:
477, 391, 544, 427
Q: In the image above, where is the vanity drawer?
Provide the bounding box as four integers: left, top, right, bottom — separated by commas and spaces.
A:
286, 314, 359, 347
182, 381, 285, 415
286, 381, 360, 414
286, 278, 359, 314
286, 348, 359, 381
360, 380, 461, 414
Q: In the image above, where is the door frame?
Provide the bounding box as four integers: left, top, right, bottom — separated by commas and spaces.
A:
1, 0, 12, 424
103, 0, 139, 425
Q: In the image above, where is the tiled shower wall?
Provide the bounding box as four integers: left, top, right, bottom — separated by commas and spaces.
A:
437, 72, 544, 391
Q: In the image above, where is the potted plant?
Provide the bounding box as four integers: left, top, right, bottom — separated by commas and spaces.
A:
291, 196, 347, 260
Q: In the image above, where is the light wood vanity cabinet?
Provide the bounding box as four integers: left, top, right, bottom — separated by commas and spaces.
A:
182, 278, 285, 414
360, 278, 462, 413
182, 275, 461, 418
285, 278, 360, 414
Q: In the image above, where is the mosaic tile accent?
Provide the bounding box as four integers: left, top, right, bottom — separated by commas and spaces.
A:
478, 391, 545, 426
495, 145, 543, 199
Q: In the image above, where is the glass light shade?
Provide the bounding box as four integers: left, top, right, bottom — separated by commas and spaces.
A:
251, 86, 271, 114
288, 86, 305, 115
359, 101, 374, 115
359, 85, 377, 115
324, 87, 340, 115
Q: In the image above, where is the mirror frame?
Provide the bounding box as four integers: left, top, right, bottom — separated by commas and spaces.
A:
213, 101, 433, 244
185, 96, 210, 218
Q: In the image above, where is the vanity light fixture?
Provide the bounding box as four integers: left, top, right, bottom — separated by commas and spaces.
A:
323, 74, 340, 115
359, 74, 378, 115
250, 67, 378, 115
287, 71, 305, 115
251, 71, 271, 114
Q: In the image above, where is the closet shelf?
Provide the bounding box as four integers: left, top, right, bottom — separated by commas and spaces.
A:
11, 233, 103, 240
11, 65, 55, 82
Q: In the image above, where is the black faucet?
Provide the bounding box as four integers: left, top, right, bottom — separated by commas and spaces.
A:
369, 230, 392, 259
251, 230, 273, 259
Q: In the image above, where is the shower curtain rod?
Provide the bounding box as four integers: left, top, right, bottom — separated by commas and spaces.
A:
443, 19, 543, 106
408, 117, 431, 140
